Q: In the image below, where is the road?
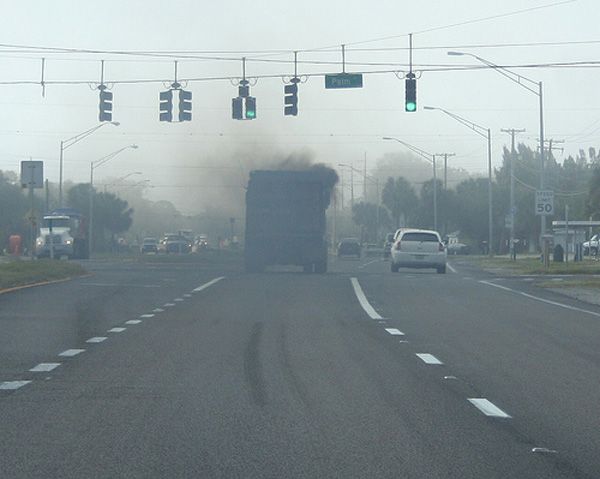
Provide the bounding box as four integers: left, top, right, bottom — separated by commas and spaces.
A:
1, 254, 600, 478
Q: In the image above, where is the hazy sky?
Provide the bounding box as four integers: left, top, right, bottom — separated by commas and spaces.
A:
1, 0, 598, 212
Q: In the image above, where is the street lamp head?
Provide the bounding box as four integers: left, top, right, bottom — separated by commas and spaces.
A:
110, 121, 121, 126
447, 51, 465, 56
423, 106, 436, 111
130, 144, 139, 149
382, 137, 393, 141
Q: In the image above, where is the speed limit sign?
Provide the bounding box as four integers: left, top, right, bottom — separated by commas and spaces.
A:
535, 190, 554, 216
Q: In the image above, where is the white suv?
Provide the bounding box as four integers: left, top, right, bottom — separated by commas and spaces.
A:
390, 229, 447, 274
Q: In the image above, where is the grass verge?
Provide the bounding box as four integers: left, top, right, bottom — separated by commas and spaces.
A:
537, 278, 600, 289
467, 256, 600, 275
0, 259, 86, 290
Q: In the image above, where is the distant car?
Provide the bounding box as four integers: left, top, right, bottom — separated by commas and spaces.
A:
140, 237, 158, 254
390, 229, 447, 274
383, 233, 395, 259
159, 234, 191, 254
364, 243, 382, 257
583, 234, 599, 255
445, 238, 470, 255
337, 238, 361, 258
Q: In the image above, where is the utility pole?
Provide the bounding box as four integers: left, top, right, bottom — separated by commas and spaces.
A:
544, 139, 565, 161
363, 152, 367, 201
350, 164, 354, 210
434, 153, 455, 237
501, 128, 525, 260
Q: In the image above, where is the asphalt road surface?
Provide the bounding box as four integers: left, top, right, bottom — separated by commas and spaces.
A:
1, 254, 600, 478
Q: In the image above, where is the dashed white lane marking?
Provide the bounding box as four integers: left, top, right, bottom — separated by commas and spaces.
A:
58, 349, 85, 357
192, 276, 226, 293
358, 259, 384, 269
416, 353, 443, 365
164, 303, 176, 307
140, 314, 155, 318
468, 398, 512, 418
532, 447, 558, 454
183, 294, 192, 298
108, 327, 126, 333
447, 263, 457, 274
350, 277, 383, 320
125, 320, 142, 325
385, 328, 405, 336
86, 337, 107, 343
152, 308, 165, 313
174, 298, 184, 302
0, 380, 31, 390
30, 363, 61, 372
480, 280, 600, 318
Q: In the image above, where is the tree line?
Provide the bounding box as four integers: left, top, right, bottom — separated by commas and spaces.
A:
351, 145, 600, 253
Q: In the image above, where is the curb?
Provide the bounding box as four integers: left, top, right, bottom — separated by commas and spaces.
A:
0, 273, 92, 296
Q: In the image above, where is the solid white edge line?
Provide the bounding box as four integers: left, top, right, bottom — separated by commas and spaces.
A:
416, 353, 444, 365
468, 398, 512, 418
192, 276, 226, 293
350, 277, 383, 319
479, 280, 600, 318
447, 263, 457, 274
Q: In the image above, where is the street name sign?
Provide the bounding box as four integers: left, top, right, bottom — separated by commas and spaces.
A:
535, 190, 554, 216
325, 73, 363, 89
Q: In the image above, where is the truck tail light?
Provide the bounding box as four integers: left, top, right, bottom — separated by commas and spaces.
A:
395, 241, 402, 251
439, 242, 445, 252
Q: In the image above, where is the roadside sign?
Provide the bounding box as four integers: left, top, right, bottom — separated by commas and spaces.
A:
535, 190, 554, 216
325, 73, 364, 89
20, 161, 44, 189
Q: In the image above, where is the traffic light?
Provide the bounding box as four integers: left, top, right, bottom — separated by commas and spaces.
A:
159, 90, 173, 122
178, 89, 192, 122
232, 97, 243, 120
99, 89, 113, 122
284, 81, 298, 116
405, 77, 417, 112
245, 96, 256, 119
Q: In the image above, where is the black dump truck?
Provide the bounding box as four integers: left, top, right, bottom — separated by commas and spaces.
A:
244, 169, 336, 273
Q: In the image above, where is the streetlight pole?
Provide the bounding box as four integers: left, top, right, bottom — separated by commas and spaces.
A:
88, 144, 138, 257
58, 121, 120, 207
382, 137, 438, 232
447, 51, 546, 246
104, 171, 142, 193
423, 107, 494, 256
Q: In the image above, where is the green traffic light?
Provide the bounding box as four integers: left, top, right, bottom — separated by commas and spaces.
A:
246, 110, 256, 119
405, 102, 417, 112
